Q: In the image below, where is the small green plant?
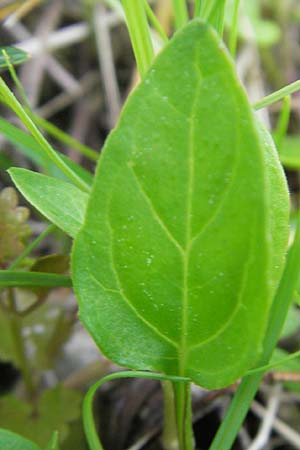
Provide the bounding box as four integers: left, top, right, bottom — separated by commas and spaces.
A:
1, 1, 300, 450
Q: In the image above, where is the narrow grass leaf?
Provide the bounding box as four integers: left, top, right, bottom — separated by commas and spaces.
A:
0, 77, 89, 192
0, 271, 72, 288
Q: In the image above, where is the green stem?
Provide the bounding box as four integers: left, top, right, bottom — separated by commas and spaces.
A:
253, 80, 300, 110
7, 289, 35, 398
209, 216, 300, 450
8, 224, 55, 270
122, 0, 154, 79
194, 0, 201, 18
173, 381, 194, 450
162, 381, 179, 450
83, 371, 190, 450
143, 0, 168, 43
197, 0, 227, 35
172, 0, 189, 29
229, 0, 241, 58
34, 116, 99, 162
0, 271, 72, 288
274, 95, 291, 151
0, 77, 89, 192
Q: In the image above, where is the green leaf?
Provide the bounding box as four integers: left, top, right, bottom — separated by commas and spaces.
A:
0, 118, 93, 185
0, 47, 30, 68
72, 20, 289, 389
0, 429, 41, 450
9, 168, 88, 238
0, 387, 81, 448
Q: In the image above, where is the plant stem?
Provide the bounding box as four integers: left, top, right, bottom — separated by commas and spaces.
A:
197, 0, 227, 35
34, 116, 99, 162
173, 381, 194, 450
194, 0, 201, 18
0, 77, 90, 192
0, 271, 72, 288
83, 371, 190, 450
8, 224, 55, 270
209, 216, 300, 450
274, 95, 291, 150
7, 288, 35, 398
122, 0, 154, 79
253, 80, 300, 110
143, 0, 169, 43
171, 0, 188, 29
229, 0, 240, 57
162, 381, 179, 450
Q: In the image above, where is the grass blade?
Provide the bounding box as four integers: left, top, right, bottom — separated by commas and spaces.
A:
0, 270, 72, 288
122, 0, 154, 78
0, 77, 89, 192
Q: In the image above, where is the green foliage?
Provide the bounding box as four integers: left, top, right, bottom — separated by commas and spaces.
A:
72, 20, 289, 389
0, 429, 40, 450
0, 47, 29, 68
0, 187, 31, 267
9, 169, 88, 238
0, 387, 81, 448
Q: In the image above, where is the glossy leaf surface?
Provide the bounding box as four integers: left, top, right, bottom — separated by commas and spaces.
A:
72, 20, 289, 388
9, 168, 88, 238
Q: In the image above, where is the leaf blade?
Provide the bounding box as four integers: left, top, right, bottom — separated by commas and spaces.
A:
9, 168, 88, 238
72, 20, 289, 388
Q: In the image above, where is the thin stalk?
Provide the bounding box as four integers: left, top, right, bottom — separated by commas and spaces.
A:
245, 350, 300, 376
274, 95, 291, 151
2, 49, 98, 166
34, 116, 99, 162
0, 77, 89, 192
8, 224, 55, 270
209, 216, 300, 450
7, 288, 35, 398
229, 0, 241, 58
162, 381, 179, 450
1, 49, 30, 108
194, 0, 201, 18
171, 0, 189, 29
197, 0, 227, 35
0, 271, 72, 288
173, 381, 194, 450
143, 0, 168, 43
122, 0, 154, 79
253, 80, 300, 110
83, 371, 190, 450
